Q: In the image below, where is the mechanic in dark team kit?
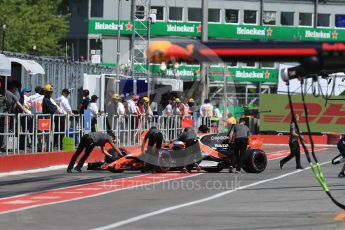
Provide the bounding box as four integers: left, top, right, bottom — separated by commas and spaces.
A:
176, 127, 202, 172
141, 126, 164, 170
337, 135, 345, 178
280, 114, 304, 170
229, 118, 250, 173
141, 126, 164, 154
67, 131, 123, 173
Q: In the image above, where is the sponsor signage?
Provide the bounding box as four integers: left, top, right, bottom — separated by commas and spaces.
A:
200, 133, 229, 150
133, 64, 278, 83
259, 94, 345, 132
89, 19, 345, 42
38, 119, 51, 131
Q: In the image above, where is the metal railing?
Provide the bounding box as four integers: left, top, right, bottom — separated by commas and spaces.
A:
0, 113, 222, 155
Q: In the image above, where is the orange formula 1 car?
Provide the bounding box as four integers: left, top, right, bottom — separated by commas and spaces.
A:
87, 133, 267, 173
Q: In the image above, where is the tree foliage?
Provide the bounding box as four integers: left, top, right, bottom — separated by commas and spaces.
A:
0, 0, 69, 56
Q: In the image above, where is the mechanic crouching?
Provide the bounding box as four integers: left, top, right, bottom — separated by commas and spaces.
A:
67, 130, 123, 173
141, 126, 164, 172
176, 127, 202, 172
229, 118, 250, 173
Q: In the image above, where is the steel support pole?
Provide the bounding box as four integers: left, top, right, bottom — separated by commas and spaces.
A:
147, 0, 151, 97
200, 0, 208, 103
116, 0, 122, 78
314, 0, 318, 28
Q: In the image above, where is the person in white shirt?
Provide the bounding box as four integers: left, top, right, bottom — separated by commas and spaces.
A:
106, 93, 126, 130
126, 93, 139, 131
162, 99, 173, 116
30, 86, 44, 114
126, 93, 138, 115
22, 88, 32, 110
54, 89, 74, 148
56, 89, 73, 115
87, 95, 100, 132
200, 99, 213, 126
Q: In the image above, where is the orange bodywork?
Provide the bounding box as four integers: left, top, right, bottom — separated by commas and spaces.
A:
147, 41, 195, 63
106, 133, 263, 171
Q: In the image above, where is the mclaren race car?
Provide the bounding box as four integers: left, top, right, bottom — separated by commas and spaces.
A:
87, 132, 267, 173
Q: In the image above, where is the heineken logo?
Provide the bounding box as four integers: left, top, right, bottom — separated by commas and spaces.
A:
235, 70, 265, 79
237, 27, 265, 36
167, 24, 195, 33
305, 30, 331, 39
166, 69, 194, 77
95, 22, 123, 31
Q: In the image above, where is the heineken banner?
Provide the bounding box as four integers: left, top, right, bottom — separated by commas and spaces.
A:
89, 19, 345, 42
133, 64, 278, 83
259, 94, 345, 133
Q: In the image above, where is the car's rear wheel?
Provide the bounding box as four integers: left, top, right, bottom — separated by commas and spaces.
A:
243, 149, 267, 173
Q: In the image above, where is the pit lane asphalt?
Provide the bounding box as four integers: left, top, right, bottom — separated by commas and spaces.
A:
0, 146, 344, 230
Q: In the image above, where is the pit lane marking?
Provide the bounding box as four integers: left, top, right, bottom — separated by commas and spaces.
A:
0, 173, 201, 215
91, 161, 331, 230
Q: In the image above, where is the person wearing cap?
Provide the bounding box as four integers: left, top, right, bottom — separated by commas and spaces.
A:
55, 89, 73, 148
173, 98, 182, 115
67, 130, 123, 173
22, 88, 32, 110
143, 96, 153, 117
42, 83, 58, 115
229, 118, 250, 173
56, 89, 73, 115
187, 98, 195, 116
106, 93, 125, 130
87, 95, 100, 132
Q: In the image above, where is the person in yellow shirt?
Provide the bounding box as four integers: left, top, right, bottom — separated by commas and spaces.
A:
227, 113, 237, 130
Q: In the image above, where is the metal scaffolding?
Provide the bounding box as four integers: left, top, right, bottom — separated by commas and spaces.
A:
130, 0, 151, 76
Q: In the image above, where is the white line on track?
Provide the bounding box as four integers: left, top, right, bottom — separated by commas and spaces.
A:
91, 161, 331, 230
0, 165, 68, 178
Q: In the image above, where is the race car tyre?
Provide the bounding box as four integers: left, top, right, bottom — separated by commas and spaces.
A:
202, 162, 224, 173
242, 149, 267, 173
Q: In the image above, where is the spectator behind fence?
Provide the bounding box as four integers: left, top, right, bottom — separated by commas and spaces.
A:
0, 81, 30, 152
162, 99, 173, 116
30, 86, 44, 114
143, 96, 153, 118
42, 84, 64, 149
56, 89, 73, 115
79, 89, 90, 114
200, 99, 213, 126
88, 95, 100, 132
187, 98, 195, 116
22, 88, 32, 110
56, 89, 73, 148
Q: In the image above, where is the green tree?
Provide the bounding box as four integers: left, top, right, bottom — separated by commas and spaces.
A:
0, 0, 69, 56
